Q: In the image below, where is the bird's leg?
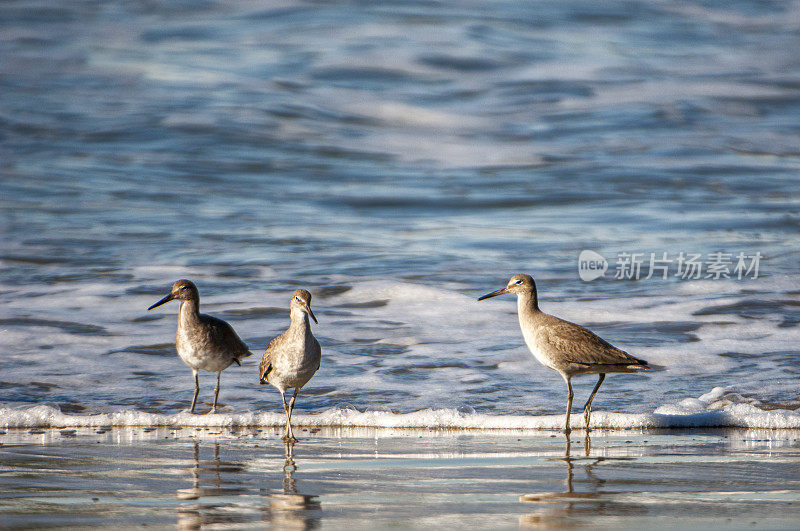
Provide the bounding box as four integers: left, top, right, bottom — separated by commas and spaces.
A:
209, 372, 221, 414
284, 389, 299, 443
280, 390, 288, 425
280, 391, 296, 442
583, 373, 606, 431
190, 370, 200, 414
564, 376, 574, 435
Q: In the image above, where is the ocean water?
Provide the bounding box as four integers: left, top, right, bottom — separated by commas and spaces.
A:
1, 0, 799, 430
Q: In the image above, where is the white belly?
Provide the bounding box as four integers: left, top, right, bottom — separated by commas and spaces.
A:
176, 329, 232, 373
268, 351, 318, 392
521, 324, 558, 371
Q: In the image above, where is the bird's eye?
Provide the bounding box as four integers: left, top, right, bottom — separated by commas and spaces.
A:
514, 279, 523, 285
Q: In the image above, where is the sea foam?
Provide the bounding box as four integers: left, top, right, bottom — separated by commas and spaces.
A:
3, 387, 799, 430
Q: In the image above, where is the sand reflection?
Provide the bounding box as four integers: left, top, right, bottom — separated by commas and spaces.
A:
519, 433, 609, 527
263, 441, 321, 529
175, 441, 248, 529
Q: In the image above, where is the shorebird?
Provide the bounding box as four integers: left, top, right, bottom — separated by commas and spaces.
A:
478, 274, 649, 433
260, 289, 321, 442
148, 279, 251, 413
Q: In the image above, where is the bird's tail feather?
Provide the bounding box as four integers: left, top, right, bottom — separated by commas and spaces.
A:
566, 359, 654, 370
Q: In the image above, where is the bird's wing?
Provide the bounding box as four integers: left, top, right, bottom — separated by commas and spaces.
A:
259, 334, 283, 383
541, 316, 648, 368
312, 336, 321, 372
201, 314, 252, 359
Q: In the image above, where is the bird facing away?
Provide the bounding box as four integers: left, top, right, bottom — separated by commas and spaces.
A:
260, 289, 321, 442
148, 279, 252, 414
478, 274, 649, 433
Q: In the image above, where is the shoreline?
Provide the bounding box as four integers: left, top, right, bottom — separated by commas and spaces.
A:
4, 398, 800, 430
2, 428, 800, 529
3, 424, 800, 442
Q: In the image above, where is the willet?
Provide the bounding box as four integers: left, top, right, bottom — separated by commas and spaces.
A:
478, 274, 649, 433
260, 289, 321, 442
148, 279, 251, 413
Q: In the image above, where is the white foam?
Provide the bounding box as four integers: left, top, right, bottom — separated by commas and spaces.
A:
3, 388, 799, 430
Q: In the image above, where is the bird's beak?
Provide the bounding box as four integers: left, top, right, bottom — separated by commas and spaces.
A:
477, 287, 509, 301
148, 292, 174, 311
306, 305, 318, 324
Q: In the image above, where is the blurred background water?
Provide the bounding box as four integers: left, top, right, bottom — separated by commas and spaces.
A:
1, 0, 799, 423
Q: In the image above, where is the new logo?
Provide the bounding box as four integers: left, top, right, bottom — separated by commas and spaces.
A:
578, 250, 608, 281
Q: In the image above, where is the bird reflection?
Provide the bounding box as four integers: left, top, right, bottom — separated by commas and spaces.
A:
519, 433, 606, 527
263, 441, 320, 529
176, 442, 246, 530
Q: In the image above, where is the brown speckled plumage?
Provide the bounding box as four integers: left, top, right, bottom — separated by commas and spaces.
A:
260, 289, 320, 442
148, 279, 251, 414
479, 274, 649, 433
527, 312, 648, 375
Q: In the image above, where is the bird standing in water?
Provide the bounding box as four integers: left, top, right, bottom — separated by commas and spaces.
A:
260, 289, 321, 442
148, 279, 251, 413
478, 274, 649, 433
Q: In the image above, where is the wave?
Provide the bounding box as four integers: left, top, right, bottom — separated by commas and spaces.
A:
2, 388, 799, 430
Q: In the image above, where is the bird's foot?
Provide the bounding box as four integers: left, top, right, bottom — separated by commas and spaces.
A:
282, 434, 297, 443
207, 407, 217, 415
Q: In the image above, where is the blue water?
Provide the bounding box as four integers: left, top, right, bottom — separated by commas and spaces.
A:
1, 0, 799, 426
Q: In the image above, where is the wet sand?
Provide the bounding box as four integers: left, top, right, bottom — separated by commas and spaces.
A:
1, 427, 800, 529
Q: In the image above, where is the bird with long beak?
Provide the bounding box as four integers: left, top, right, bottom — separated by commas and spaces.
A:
478, 274, 649, 433
260, 289, 321, 442
148, 279, 252, 414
